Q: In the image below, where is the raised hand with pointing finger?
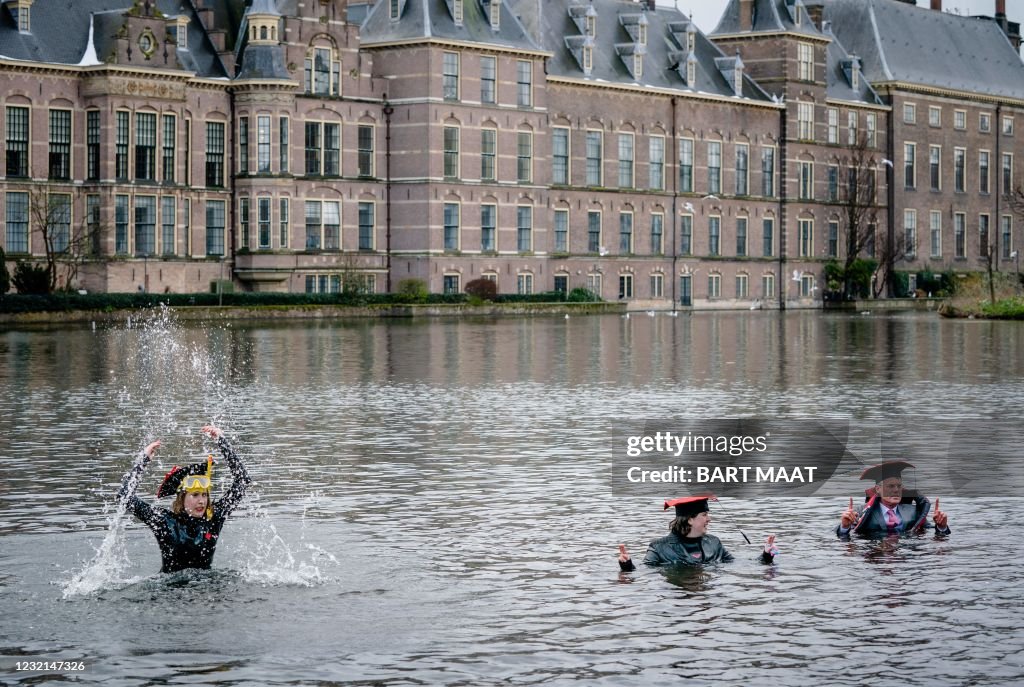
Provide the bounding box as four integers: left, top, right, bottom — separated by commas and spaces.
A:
933, 497, 949, 532
840, 497, 858, 529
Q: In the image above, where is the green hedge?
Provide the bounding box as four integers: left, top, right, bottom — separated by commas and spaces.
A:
0, 290, 589, 314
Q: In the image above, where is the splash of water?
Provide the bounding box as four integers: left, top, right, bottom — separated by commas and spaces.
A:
62, 497, 142, 598
236, 493, 338, 587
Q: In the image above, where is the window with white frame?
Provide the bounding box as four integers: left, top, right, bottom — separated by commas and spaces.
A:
618, 133, 634, 188
134, 196, 156, 256
954, 212, 966, 258
762, 217, 773, 257
443, 51, 460, 101
680, 214, 692, 255
735, 274, 749, 299
761, 146, 775, 197
482, 128, 497, 182
650, 213, 663, 255
904, 142, 916, 189
929, 106, 941, 128
619, 273, 633, 299
516, 60, 532, 107
848, 111, 858, 145
358, 125, 374, 177
708, 216, 720, 256
444, 126, 460, 179
904, 103, 916, 124
930, 210, 941, 257
904, 209, 917, 257
680, 138, 694, 193
980, 150, 990, 194
980, 213, 991, 258
481, 204, 496, 251
205, 121, 225, 187
552, 127, 569, 185
481, 56, 496, 104
827, 108, 838, 144
866, 113, 877, 148
5, 106, 29, 178
517, 206, 532, 252
798, 218, 813, 257
279, 198, 289, 248
588, 210, 601, 253
954, 147, 966, 193
827, 219, 838, 257
517, 131, 533, 183
162, 114, 176, 182
707, 273, 721, 299
160, 197, 175, 255
444, 202, 460, 251
304, 121, 340, 176
799, 161, 813, 199
586, 130, 602, 186
735, 217, 747, 256
619, 211, 633, 254
930, 145, 941, 191
954, 110, 966, 130
48, 194, 71, 254
707, 141, 721, 194
1003, 153, 1014, 195
649, 135, 664, 191
762, 273, 774, 299
116, 194, 129, 254
554, 209, 569, 253
1003, 116, 1014, 135
305, 200, 341, 250
280, 116, 289, 173
518, 272, 534, 295
735, 143, 748, 196
798, 102, 814, 141
980, 113, 991, 133
359, 201, 375, 250
797, 43, 813, 81
650, 273, 663, 298
238, 116, 249, 173
257, 116, 271, 173
444, 274, 461, 294
305, 46, 340, 96
49, 109, 71, 181
1001, 215, 1012, 259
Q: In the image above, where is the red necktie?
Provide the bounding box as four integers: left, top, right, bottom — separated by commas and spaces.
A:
886, 508, 898, 533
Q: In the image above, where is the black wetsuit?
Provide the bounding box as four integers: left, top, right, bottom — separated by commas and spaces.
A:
619, 533, 774, 571
118, 436, 252, 573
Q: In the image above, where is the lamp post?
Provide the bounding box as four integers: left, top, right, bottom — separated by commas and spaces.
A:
383, 96, 394, 294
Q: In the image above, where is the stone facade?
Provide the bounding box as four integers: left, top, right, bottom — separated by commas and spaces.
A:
0, 0, 1021, 308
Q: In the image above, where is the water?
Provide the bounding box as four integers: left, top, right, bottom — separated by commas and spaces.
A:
1, 310, 1023, 685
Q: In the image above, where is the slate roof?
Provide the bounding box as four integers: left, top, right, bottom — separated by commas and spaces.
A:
823, 0, 1024, 100
712, 0, 826, 39
536, 0, 773, 101
360, 0, 541, 52
0, 0, 226, 77
235, 0, 290, 80
822, 26, 882, 106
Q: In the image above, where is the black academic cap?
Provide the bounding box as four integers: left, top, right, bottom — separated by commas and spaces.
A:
156, 460, 211, 498
664, 494, 717, 518
859, 460, 915, 483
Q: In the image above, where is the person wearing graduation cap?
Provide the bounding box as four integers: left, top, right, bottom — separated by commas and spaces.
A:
836, 460, 950, 539
617, 495, 777, 571
117, 425, 252, 573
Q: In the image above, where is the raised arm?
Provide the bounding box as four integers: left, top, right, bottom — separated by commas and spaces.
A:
205, 426, 252, 517
118, 440, 160, 522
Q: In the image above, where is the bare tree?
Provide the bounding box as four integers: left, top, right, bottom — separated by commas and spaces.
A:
836, 132, 884, 299
26, 188, 93, 292
871, 226, 909, 299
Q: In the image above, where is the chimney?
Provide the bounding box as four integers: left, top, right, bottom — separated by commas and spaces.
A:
739, 0, 754, 31
996, 0, 1005, 17
931, 0, 942, 10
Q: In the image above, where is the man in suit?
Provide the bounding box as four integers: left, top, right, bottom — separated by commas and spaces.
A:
836, 460, 949, 539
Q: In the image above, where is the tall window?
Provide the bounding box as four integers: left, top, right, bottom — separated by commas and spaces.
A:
304, 122, 321, 175
649, 136, 664, 191
517, 206, 532, 252
205, 122, 225, 187
443, 202, 459, 251
979, 214, 990, 258
798, 42, 813, 81
866, 114, 877, 148
163, 114, 176, 182
650, 273, 663, 299
735, 144, 748, 196
798, 102, 813, 141
798, 219, 813, 257
799, 161, 813, 199
206, 200, 225, 255
761, 146, 774, 197
135, 196, 157, 256
239, 196, 250, 249
735, 274, 749, 299
5, 106, 29, 177
954, 148, 966, 193
518, 273, 534, 295
762, 218, 773, 257
680, 138, 694, 193
115, 195, 129, 254
135, 112, 156, 181
444, 126, 460, 179
324, 123, 340, 176
481, 204, 496, 251
1003, 153, 1013, 195
708, 274, 721, 299
358, 125, 374, 177
904, 103, 916, 124
980, 150, 990, 194
586, 131, 602, 186
930, 211, 942, 257
954, 212, 966, 258
827, 220, 839, 258
40, 198, 74, 253
680, 214, 692, 255
517, 131, 533, 183
619, 212, 633, 253
87, 111, 101, 181
904, 209, 917, 258
618, 133, 634, 188
651, 213, 663, 255
516, 60, 532, 107
930, 145, 941, 191
588, 210, 601, 253
904, 142, 916, 189
827, 108, 838, 144
280, 116, 290, 173
358, 202, 375, 250
762, 274, 775, 300
736, 217, 747, 256
708, 216, 720, 256
116, 111, 130, 180
86, 195, 100, 256
481, 128, 497, 182
257, 197, 271, 249
238, 116, 249, 173
49, 110, 71, 180
162, 197, 176, 255
827, 165, 839, 201
443, 52, 460, 101
554, 209, 569, 253
257, 116, 271, 173
707, 141, 721, 194
552, 128, 569, 185
279, 198, 289, 248
619, 274, 634, 299
1001, 216, 1012, 259
4, 192, 28, 253
481, 56, 496, 104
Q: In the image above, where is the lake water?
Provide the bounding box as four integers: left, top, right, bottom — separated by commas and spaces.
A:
1, 309, 1022, 686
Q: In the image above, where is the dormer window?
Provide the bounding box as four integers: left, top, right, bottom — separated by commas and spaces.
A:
734, 68, 742, 95
490, 0, 501, 31
390, 0, 400, 21
583, 45, 593, 74
305, 45, 341, 96
852, 69, 858, 90
9, 0, 32, 33
686, 24, 696, 53
175, 17, 188, 50
686, 55, 697, 87
634, 54, 643, 80
638, 16, 648, 46
585, 6, 597, 37
453, 0, 462, 27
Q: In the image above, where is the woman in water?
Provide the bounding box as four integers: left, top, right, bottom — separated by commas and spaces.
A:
117, 425, 252, 573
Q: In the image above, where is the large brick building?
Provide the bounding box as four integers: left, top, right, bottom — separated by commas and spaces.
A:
0, 0, 1021, 307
